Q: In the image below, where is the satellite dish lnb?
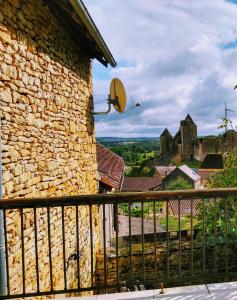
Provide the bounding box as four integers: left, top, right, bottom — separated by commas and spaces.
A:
109, 78, 126, 113
93, 78, 140, 115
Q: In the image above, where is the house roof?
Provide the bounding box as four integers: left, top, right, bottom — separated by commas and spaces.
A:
155, 166, 176, 178
200, 154, 224, 169
122, 177, 162, 192
96, 142, 124, 190
47, 0, 116, 67
178, 165, 201, 182
197, 169, 217, 180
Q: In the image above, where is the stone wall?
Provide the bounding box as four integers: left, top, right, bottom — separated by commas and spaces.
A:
95, 241, 237, 291
194, 130, 237, 161
0, 0, 101, 296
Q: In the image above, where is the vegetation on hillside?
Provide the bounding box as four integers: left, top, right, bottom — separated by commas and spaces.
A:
99, 138, 160, 176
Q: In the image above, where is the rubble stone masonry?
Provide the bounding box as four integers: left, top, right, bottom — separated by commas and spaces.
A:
0, 0, 101, 296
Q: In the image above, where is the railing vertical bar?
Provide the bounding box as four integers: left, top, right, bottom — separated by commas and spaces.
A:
75, 205, 80, 290
153, 201, 157, 279
166, 200, 169, 277
191, 199, 193, 276
141, 201, 145, 282
62, 206, 67, 290
102, 204, 107, 289
3, 209, 10, 296
47, 207, 53, 291
33, 208, 40, 292
89, 205, 94, 288
213, 197, 217, 274
178, 199, 181, 276
129, 203, 132, 282
115, 204, 119, 290
20, 208, 25, 295
202, 198, 206, 276
224, 197, 229, 274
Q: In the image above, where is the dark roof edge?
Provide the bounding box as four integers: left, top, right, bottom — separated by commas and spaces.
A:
70, 0, 117, 67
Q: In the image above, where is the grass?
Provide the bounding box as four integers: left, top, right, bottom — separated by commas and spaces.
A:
159, 215, 198, 231
119, 203, 198, 231
177, 159, 201, 169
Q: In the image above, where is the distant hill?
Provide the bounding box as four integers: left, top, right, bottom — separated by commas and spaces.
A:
97, 137, 160, 145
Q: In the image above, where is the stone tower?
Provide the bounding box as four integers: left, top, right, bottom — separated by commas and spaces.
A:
180, 114, 197, 160
160, 128, 173, 158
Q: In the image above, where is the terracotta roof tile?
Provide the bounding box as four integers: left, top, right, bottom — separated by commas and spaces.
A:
122, 177, 162, 192
96, 142, 125, 190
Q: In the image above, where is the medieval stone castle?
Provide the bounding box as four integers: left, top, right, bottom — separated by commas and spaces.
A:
160, 114, 237, 163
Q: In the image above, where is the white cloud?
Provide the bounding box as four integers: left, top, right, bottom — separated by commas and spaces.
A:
85, 0, 237, 137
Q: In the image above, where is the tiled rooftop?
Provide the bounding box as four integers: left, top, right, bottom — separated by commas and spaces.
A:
96, 142, 125, 190
122, 177, 162, 192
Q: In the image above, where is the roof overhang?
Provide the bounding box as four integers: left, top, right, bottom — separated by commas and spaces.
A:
47, 0, 117, 67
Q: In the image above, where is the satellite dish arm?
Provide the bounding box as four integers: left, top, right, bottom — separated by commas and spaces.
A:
93, 96, 119, 115
93, 100, 112, 115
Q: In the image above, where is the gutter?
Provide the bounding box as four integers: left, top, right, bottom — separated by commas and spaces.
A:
0, 118, 6, 296
69, 0, 117, 67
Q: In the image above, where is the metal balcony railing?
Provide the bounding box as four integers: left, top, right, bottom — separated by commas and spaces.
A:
0, 188, 237, 299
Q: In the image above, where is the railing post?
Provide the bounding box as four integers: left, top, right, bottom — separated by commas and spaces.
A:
0, 117, 7, 296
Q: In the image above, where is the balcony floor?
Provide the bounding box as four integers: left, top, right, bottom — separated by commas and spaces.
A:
61, 281, 237, 299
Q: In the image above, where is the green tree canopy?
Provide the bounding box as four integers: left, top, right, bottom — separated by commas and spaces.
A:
197, 150, 237, 247
208, 150, 237, 188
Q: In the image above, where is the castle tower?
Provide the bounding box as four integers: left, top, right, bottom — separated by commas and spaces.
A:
160, 128, 173, 158
180, 114, 197, 160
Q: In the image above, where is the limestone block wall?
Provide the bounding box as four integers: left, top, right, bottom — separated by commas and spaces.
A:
194, 131, 237, 162
95, 242, 237, 290
0, 0, 101, 296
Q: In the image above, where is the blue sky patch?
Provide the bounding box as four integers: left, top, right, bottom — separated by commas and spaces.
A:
222, 39, 237, 49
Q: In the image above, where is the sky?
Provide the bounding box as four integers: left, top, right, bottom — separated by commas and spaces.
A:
84, 0, 237, 137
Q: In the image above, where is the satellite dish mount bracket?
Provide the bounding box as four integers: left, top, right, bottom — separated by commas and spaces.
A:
93, 95, 119, 115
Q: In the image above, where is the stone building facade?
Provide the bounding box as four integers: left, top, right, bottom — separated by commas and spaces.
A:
160, 128, 172, 158
180, 114, 197, 160
0, 0, 115, 296
160, 114, 237, 163
194, 130, 237, 161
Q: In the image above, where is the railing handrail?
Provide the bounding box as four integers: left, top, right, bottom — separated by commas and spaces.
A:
1, 188, 237, 208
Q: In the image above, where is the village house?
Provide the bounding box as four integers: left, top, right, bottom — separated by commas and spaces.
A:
154, 166, 176, 179
96, 142, 125, 194
122, 176, 162, 192
162, 165, 201, 190
0, 0, 116, 295
96, 142, 125, 247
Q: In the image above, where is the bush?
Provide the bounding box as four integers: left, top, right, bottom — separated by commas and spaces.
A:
165, 176, 192, 190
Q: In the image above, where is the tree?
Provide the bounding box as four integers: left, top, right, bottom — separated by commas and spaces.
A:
165, 176, 192, 190
197, 150, 237, 246
208, 150, 237, 188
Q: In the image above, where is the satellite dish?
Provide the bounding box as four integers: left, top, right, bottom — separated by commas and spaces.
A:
93, 78, 139, 115
109, 78, 127, 113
